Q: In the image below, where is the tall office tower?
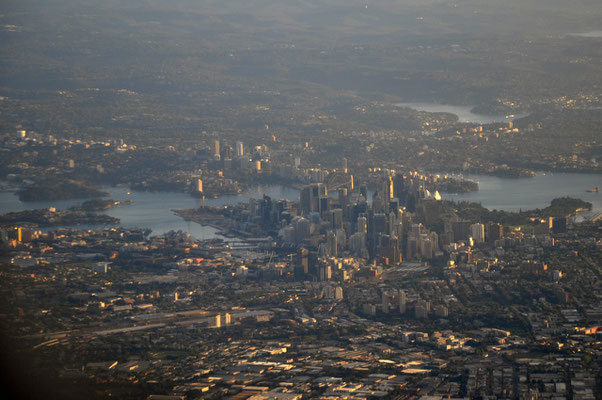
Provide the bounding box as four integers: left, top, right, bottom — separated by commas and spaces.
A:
419, 235, 434, 259
195, 179, 203, 193
222, 144, 232, 159
298, 248, 309, 275
406, 237, 417, 260
13, 227, 22, 242
319, 195, 329, 215
350, 233, 363, 256
330, 208, 343, 230
213, 139, 220, 157
300, 186, 311, 214
552, 217, 567, 234
415, 300, 430, 319
327, 231, 338, 257
357, 215, 367, 235
382, 290, 390, 313
470, 223, 485, 243
392, 221, 404, 247
224, 313, 232, 325
381, 176, 393, 214
342, 157, 348, 174
398, 290, 407, 314
388, 212, 397, 235
411, 223, 423, 235
386, 176, 394, 199
282, 226, 295, 244
260, 195, 272, 224
214, 314, 222, 328
319, 264, 332, 281
372, 191, 383, 213
378, 234, 401, 264
487, 222, 504, 242
371, 213, 388, 256
294, 217, 310, 244
275, 199, 287, 220
359, 185, 368, 199
356, 215, 368, 255
338, 188, 348, 207
307, 183, 328, 213
393, 173, 403, 196
434, 305, 448, 318
451, 221, 472, 242
415, 303, 427, 319
373, 213, 388, 237
335, 228, 346, 248
389, 198, 400, 214
430, 231, 440, 253
236, 141, 244, 157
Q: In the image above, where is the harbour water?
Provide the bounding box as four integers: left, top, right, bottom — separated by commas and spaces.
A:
0, 185, 300, 240
394, 102, 528, 124
439, 173, 602, 214
565, 31, 602, 38
1, 173, 600, 239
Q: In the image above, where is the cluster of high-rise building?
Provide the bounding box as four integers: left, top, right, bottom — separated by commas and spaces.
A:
197, 139, 270, 173
271, 169, 505, 282
0, 226, 41, 248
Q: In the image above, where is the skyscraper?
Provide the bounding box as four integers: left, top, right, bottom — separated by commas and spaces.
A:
293, 217, 310, 244
195, 179, 203, 193
399, 290, 407, 314
327, 231, 338, 257
330, 208, 343, 230
487, 222, 504, 242
382, 290, 390, 313
302, 183, 327, 214
552, 217, 567, 234
470, 223, 485, 243
451, 221, 472, 242
300, 186, 311, 214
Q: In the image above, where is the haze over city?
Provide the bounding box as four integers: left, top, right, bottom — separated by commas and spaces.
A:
0, 1, 601, 399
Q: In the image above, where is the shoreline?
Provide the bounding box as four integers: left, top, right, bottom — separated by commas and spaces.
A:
172, 208, 249, 242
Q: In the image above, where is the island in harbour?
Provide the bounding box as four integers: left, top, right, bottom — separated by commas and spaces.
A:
69, 198, 133, 211
0, 208, 119, 227
17, 179, 108, 202
433, 178, 479, 193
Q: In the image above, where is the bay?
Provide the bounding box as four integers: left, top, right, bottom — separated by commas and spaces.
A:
566, 31, 602, 38
439, 173, 602, 214
0, 185, 300, 240
2, 173, 600, 238
395, 102, 528, 124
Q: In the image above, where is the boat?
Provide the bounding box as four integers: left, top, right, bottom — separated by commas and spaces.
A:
586, 187, 599, 193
